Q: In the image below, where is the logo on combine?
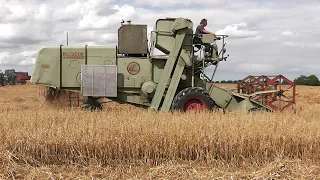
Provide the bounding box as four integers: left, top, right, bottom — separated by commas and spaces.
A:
40, 64, 50, 69
63, 52, 84, 59
127, 62, 140, 75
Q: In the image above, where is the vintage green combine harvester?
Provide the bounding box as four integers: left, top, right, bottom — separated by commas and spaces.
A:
30, 17, 292, 112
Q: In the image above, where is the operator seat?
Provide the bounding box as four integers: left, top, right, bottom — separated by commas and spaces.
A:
193, 34, 217, 58
193, 34, 202, 53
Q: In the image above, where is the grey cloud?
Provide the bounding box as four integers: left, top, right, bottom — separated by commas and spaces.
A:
133, 0, 225, 8
67, 31, 101, 44
216, 23, 260, 39
6, 36, 49, 45
1, 54, 27, 65
0, 6, 9, 19
0, 42, 20, 49
0, 6, 29, 23
0, 24, 53, 45
96, 7, 118, 16
51, 21, 79, 35
31, 53, 38, 58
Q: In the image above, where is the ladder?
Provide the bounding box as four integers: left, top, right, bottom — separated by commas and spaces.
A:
68, 91, 80, 107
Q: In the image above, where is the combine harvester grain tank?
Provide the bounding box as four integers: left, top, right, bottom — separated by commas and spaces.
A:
30, 17, 296, 113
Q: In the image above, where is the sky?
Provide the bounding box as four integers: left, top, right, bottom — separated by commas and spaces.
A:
0, 0, 319, 81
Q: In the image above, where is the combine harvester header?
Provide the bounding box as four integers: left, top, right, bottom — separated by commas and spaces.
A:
237, 75, 296, 112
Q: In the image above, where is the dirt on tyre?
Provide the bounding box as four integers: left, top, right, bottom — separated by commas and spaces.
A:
171, 87, 216, 112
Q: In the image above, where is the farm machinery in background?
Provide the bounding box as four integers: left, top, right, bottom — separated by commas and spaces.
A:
0, 69, 30, 86
30, 17, 296, 113
0, 72, 4, 86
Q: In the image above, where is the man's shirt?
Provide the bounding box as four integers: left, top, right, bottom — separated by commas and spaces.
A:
195, 25, 205, 35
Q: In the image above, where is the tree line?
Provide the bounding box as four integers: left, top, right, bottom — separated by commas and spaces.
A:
214, 74, 320, 86
293, 75, 320, 86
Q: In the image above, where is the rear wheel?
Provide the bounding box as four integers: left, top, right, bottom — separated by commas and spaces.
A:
171, 87, 216, 112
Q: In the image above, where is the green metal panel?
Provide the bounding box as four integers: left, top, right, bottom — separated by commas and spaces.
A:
154, 18, 193, 54
61, 46, 85, 87
160, 56, 186, 111
154, 19, 175, 54
200, 34, 216, 44
207, 84, 271, 113
148, 18, 194, 111
31, 45, 117, 89
111, 56, 153, 106
115, 89, 150, 106
116, 57, 152, 88
208, 85, 234, 109
151, 58, 166, 84
87, 46, 117, 65
150, 32, 186, 110
30, 47, 60, 88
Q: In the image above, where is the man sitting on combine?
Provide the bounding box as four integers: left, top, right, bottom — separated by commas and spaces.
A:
195, 18, 216, 36
194, 18, 219, 58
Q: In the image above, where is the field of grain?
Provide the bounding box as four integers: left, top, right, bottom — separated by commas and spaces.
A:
0, 83, 320, 179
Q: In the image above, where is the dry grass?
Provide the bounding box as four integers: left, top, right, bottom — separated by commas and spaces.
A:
0, 83, 320, 179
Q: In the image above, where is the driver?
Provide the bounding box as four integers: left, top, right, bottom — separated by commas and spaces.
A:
195, 18, 216, 37
194, 18, 218, 57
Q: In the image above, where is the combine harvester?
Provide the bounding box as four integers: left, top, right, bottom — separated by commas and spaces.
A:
30, 17, 295, 112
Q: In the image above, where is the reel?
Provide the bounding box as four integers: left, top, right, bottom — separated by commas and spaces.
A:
237, 75, 296, 112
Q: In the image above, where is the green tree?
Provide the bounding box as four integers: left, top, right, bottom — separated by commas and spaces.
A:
294, 75, 320, 86
294, 75, 307, 85
306, 75, 320, 86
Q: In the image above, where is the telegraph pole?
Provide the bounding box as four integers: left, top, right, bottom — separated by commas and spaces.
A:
66, 32, 69, 46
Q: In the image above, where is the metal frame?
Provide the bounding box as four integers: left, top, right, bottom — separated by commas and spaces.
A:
237, 75, 296, 111
81, 65, 118, 97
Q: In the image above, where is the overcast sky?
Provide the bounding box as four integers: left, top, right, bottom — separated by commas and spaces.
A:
0, 0, 319, 81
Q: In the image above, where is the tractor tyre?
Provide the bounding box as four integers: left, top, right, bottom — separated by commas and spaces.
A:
81, 96, 102, 111
171, 87, 216, 112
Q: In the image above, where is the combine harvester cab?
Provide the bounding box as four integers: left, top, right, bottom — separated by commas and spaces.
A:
30, 17, 295, 113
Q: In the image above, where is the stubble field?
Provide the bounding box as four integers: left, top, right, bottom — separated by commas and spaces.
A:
0, 83, 320, 179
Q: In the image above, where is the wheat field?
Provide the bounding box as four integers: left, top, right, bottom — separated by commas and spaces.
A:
0, 83, 320, 179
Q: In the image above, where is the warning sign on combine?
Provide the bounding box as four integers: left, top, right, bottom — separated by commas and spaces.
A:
63, 52, 84, 59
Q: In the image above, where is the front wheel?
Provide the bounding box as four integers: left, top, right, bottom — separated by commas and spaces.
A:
171, 87, 216, 112
81, 96, 102, 111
